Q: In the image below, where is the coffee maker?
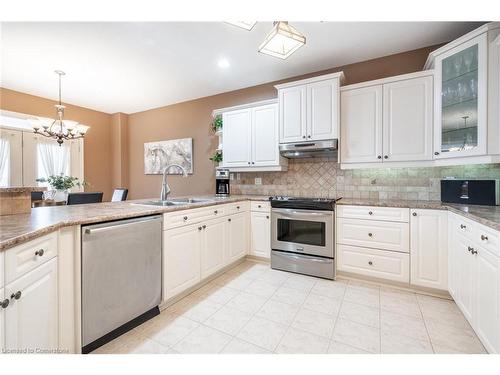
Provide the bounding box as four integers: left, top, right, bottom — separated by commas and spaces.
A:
215, 168, 230, 196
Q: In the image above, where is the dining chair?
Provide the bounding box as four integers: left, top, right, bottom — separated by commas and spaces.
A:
66, 192, 103, 205
111, 188, 128, 202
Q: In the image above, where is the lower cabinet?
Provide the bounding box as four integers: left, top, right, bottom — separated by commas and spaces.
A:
4, 258, 58, 352
201, 217, 227, 279
410, 209, 448, 290
0, 287, 4, 352
163, 223, 202, 300
250, 211, 271, 259
226, 212, 249, 263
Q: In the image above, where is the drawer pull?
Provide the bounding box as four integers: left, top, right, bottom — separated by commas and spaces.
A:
183, 216, 188, 221
1, 299, 9, 309
236, 206, 240, 209
11, 291, 21, 300
481, 234, 488, 241
460, 224, 466, 229
368, 211, 373, 215
228, 218, 231, 222
35, 249, 45, 257
266, 215, 269, 219
412, 212, 417, 217
258, 205, 262, 208
470, 248, 478, 255
198, 226, 202, 231
202, 225, 206, 229
368, 261, 373, 266
214, 210, 218, 214
368, 233, 373, 237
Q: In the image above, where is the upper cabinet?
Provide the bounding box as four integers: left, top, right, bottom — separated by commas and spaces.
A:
433, 34, 487, 159
275, 72, 344, 143
341, 72, 434, 165
219, 100, 287, 171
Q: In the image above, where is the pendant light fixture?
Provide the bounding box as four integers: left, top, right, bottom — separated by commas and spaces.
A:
258, 21, 306, 59
31, 70, 89, 146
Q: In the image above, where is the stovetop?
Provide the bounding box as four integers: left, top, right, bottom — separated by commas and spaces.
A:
268, 196, 341, 211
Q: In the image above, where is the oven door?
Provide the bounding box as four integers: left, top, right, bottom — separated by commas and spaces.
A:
271, 208, 334, 258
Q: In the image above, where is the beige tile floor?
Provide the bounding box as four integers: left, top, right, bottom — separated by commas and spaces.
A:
92, 260, 487, 354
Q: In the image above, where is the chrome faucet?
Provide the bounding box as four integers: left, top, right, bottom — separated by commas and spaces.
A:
160, 164, 188, 201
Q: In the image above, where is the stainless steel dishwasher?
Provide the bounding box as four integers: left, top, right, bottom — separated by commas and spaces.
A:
81, 215, 162, 353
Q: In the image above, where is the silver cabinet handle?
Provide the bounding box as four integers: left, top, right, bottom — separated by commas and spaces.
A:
35, 249, 45, 257
11, 291, 21, 300
481, 234, 488, 241
296, 247, 304, 252
1, 299, 9, 309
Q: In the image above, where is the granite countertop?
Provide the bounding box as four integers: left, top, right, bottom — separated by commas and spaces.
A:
337, 198, 500, 231
0, 195, 270, 251
0, 186, 47, 193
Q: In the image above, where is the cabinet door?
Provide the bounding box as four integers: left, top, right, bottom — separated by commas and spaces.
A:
410, 209, 448, 290
307, 78, 339, 141
434, 33, 487, 159
383, 76, 433, 161
455, 234, 475, 323
340, 85, 383, 163
222, 109, 252, 167
279, 85, 307, 143
252, 104, 279, 166
250, 211, 271, 258
475, 246, 500, 353
5, 258, 58, 352
0, 287, 4, 351
201, 217, 226, 279
163, 224, 201, 300
226, 212, 249, 264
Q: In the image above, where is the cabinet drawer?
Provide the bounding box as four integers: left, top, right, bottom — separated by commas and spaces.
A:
337, 205, 409, 222
4, 232, 58, 284
338, 244, 410, 283
475, 223, 500, 257
251, 201, 270, 212
225, 201, 250, 215
337, 218, 409, 253
449, 213, 476, 240
164, 205, 226, 229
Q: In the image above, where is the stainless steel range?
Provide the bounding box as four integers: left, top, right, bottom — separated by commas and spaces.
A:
270, 196, 340, 280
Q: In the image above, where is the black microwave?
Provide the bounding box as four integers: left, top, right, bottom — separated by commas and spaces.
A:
441, 179, 499, 206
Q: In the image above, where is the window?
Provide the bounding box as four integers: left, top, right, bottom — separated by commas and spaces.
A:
36, 141, 71, 186
0, 137, 10, 187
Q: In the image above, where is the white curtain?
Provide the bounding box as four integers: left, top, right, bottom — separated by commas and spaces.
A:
0, 138, 10, 187
37, 141, 71, 184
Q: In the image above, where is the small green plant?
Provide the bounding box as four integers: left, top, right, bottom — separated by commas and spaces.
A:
210, 115, 223, 133
209, 150, 223, 164
36, 175, 87, 190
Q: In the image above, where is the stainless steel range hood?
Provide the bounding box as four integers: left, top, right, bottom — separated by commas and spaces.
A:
279, 139, 338, 159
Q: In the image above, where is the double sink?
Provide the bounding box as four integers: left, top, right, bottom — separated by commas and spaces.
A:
133, 198, 216, 207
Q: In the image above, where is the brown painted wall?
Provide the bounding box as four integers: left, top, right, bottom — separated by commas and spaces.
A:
128, 45, 441, 199
0, 88, 114, 200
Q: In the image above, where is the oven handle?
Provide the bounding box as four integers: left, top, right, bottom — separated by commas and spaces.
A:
272, 208, 333, 219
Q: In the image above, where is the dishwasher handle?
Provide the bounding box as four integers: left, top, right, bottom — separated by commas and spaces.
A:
84, 215, 162, 235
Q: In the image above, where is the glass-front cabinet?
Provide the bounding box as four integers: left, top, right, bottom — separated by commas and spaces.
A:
434, 33, 487, 159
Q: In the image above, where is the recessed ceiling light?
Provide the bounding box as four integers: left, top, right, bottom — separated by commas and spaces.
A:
225, 21, 257, 31
217, 58, 230, 69
258, 21, 306, 60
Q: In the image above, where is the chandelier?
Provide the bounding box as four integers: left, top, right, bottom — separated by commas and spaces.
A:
31, 70, 89, 146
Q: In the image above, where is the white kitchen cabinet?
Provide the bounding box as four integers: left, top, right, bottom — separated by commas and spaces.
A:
410, 209, 448, 290
163, 223, 202, 300
222, 109, 252, 167
4, 258, 58, 352
383, 76, 433, 161
201, 217, 227, 279
221, 101, 285, 171
340, 85, 383, 163
341, 72, 434, 165
432, 33, 488, 159
252, 103, 280, 167
278, 85, 307, 143
475, 244, 500, 352
0, 287, 5, 351
250, 211, 270, 259
276, 72, 344, 144
455, 234, 476, 323
226, 212, 248, 263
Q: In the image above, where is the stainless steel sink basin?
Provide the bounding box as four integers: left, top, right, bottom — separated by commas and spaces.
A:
132, 198, 215, 207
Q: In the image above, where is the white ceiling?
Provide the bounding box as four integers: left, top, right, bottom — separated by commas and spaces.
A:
0, 22, 484, 114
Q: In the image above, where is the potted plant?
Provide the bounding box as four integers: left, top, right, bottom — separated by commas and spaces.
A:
210, 115, 223, 134
36, 175, 87, 202
209, 150, 223, 165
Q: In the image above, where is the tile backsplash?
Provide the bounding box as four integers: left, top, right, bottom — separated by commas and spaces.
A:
230, 158, 500, 201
